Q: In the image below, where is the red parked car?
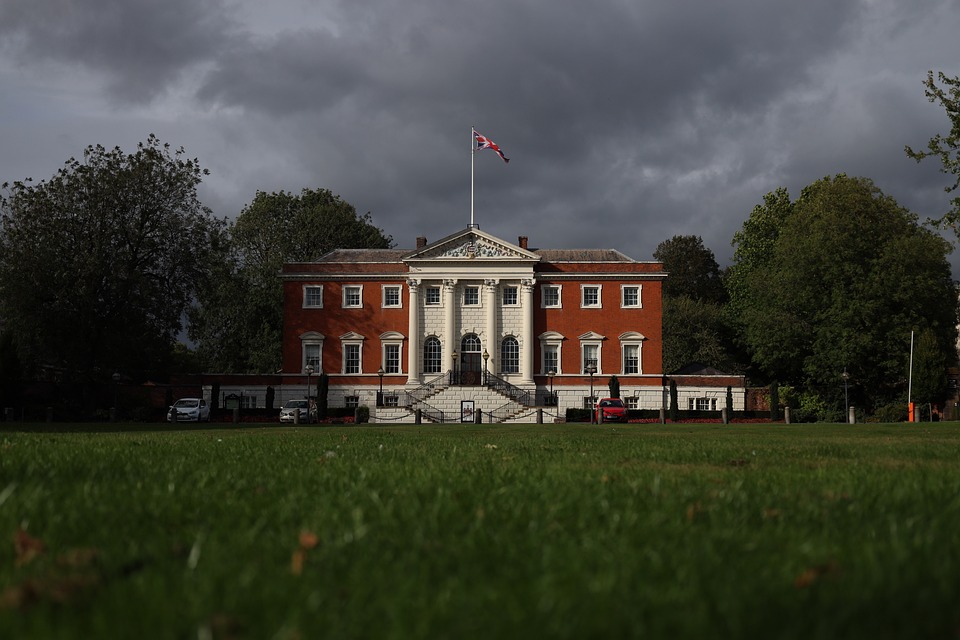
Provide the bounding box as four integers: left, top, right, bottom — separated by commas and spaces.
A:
595, 398, 627, 423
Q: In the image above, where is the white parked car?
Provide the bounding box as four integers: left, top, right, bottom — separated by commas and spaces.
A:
167, 398, 211, 422
279, 399, 315, 423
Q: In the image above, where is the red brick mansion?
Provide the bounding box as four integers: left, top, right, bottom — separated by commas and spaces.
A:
278, 226, 677, 422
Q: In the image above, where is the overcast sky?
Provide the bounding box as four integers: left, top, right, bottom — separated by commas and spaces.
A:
2, 0, 959, 271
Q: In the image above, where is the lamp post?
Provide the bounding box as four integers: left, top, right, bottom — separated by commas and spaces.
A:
305, 365, 314, 423
585, 362, 597, 423
548, 369, 556, 406
377, 366, 385, 407
842, 368, 850, 424
452, 350, 458, 385
482, 348, 489, 384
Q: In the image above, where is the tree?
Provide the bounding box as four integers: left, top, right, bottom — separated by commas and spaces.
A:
190, 188, 392, 373
912, 327, 949, 406
905, 71, 960, 233
653, 235, 725, 303
732, 174, 958, 411
661, 295, 739, 374
0, 136, 225, 380
608, 375, 620, 399
726, 187, 793, 317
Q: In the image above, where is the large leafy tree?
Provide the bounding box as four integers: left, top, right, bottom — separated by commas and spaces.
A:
661, 296, 739, 374
905, 71, 960, 232
653, 235, 725, 303
190, 188, 392, 373
0, 136, 225, 380
654, 235, 738, 373
732, 174, 958, 410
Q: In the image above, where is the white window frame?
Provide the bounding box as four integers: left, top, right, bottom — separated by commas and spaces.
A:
621, 285, 642, 308
626, 397, 640, 410
539, 331, 564, 375
583, 396, 598, 410
500, 336, 520, 374
340, 332, 364, 374
581, 284, 602, 309
303, 285, 323, 309
463, 285, 481, 307
425, 286, 442, 306
423, 336, 442, 374
689, 397, 717, 411
382, 285, 402, 309
619, 332, 646, 375
622, 344, 641, 375
502, 286, 519, 306
342, 285, 363, 309
380, 331, 404, 375
300, 332, 325, 372
541, 284, 562, 309
345, 395, 360, 409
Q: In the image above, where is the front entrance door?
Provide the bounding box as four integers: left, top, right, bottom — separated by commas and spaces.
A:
460, 334, 483, 385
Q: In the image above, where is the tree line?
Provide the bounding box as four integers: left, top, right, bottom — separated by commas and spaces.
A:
1, 71, 959, 420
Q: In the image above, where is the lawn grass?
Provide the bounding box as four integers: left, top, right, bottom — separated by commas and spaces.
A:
1, 422, 959, 638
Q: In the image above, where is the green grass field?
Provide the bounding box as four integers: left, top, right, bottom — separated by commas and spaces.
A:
1, 422, 959, 639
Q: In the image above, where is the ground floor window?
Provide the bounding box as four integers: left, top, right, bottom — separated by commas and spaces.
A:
345, 396, 360, 408
583, 396, 597, 409
626, 397, 639, 410
688, 397, 717, 411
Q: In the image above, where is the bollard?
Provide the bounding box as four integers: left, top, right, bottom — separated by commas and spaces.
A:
475, 408, 482, 424
659, 407, 666, 424
721, 408, 728, 425
415, 409, 421, 424
537, 408, 543, 424
3, 408, 12, 422
232, 408, 240, 424
848, 405, 856, 425
784, 406, 791, 424
294, 409, 300, 425
170, 408, 178, 423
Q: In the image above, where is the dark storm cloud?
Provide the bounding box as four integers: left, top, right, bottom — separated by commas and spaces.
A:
1, 0, 959, 268
0, 0, 236, 102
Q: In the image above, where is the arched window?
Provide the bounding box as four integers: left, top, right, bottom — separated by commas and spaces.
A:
423, 337, 442, 374
501, 337, 519, 374
461, 334, 482, 353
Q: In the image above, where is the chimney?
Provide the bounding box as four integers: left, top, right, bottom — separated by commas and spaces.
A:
416, 236, 427, 249
518, 236, 528, 249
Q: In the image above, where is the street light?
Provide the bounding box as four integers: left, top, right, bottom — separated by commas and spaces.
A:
842, 368, 850, 424
452, 350, 458, 385
482, 348, 489, 384
377, 366, 385, 407
548, 369, 556, 406
585, 362, 597, 423
305, 365, 314, 423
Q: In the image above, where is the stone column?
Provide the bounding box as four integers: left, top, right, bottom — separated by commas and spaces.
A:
484, 279, 498, 374
520, 279, 536, 385
443, 279, 457, 372
407, 279, 420, 385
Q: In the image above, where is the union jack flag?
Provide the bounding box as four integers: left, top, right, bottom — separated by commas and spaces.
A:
474, 130, 510, 163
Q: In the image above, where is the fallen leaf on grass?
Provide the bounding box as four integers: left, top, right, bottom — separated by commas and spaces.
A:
686, 502, 704, 523
292, 530, 320, 576
14, 527, 44, 567
794, 561, 839, 588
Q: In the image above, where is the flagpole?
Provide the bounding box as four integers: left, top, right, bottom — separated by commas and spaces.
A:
470, 126, 475, 228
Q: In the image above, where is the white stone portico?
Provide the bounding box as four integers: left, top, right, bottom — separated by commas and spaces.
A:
402, 227, 540, 391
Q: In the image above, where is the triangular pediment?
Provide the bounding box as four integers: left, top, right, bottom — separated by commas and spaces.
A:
402, 228, 540, 263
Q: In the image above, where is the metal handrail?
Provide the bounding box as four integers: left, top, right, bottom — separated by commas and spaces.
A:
412, 398, 445, 423
405, 371, 450, 405
484, 371, 532, 406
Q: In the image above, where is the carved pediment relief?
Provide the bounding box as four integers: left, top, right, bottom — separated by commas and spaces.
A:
403, 229, 540, 262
